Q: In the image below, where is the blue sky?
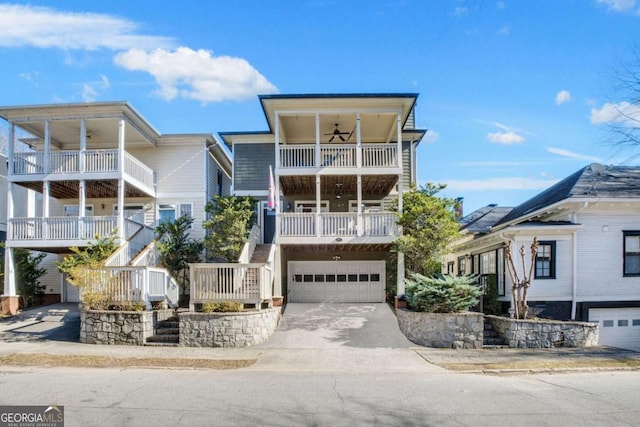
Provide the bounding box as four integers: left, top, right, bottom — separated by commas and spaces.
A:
1, 1, 639, 214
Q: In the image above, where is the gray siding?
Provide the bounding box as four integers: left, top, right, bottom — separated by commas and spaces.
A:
402, 141, 412, 189
234, 143, 275, 192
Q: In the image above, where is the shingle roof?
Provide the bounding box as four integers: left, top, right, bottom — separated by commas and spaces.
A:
495, 165, 640, 226
460, 205, 513, 233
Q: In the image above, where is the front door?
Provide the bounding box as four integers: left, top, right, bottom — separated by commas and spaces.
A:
263, 207, 276, 243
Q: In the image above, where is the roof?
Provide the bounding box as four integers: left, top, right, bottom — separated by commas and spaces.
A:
459, 204, 514, 233
495, 165, 640, 227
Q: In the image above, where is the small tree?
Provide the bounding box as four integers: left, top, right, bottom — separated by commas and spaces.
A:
15, 249, 47, 308
202, 195, 256, 262
393, 183, 460, 277
404, 273, 481, 313
505, 237, 539, 319
155, 215, 203, 300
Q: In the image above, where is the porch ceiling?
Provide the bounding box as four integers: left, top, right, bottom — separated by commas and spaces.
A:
279, 174, 398, 196
282, 243, 393, 253
16, 180, 149, 199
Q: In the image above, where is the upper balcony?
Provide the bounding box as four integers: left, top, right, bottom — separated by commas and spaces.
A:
11, 149, 155, 196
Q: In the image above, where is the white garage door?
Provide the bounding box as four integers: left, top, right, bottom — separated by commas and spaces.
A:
589, 308, 640, 351
288, 261, 385, 303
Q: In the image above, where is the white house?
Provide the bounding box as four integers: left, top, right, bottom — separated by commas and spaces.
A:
0, 102, 231, 314
444, 164, 640, 351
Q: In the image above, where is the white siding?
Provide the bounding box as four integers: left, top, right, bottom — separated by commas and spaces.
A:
576, 211, 640, 300
39, 253, 63, 295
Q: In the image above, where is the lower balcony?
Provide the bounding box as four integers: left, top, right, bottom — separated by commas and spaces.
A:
278, 212, 398, 244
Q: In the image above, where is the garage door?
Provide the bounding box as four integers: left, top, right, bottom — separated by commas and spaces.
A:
288, 261, 385, 303
589, 308, 640, 351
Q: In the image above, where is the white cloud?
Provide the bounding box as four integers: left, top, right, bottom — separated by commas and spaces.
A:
487, 131, 525, 145
496, 25, 510, 35
555, 90, 571, 105
0, 4, 172, 51
443, 177, 558, 191
546, 147, 602, 162
114, 47, 278, 102
454, 7, 468, 17
596, 0, 638, 13
19, 71, 39, 81
423, 130, 439, 144
590, 101, 640, 126
81, 75, 110, 102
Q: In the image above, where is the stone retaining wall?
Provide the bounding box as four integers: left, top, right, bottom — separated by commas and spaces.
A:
486, 315, 599, 348
80, 310, 155, 345
397, 310, 484, 349
179, 308, 281, 347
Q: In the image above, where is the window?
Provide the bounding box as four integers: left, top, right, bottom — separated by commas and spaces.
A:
159, 203, 193, 225
624, 231, 640, 276
535, 241, 556, 279
480, 251, 496, 274
457, 256, 467, 276
217, 170, 224, 196
447, 261, 455, 275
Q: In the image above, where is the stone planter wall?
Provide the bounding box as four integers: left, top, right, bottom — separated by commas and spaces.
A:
80, 310, 155, 345
486, 315, 599, 348
179, 308, 281, 347
397, 309, 484, 349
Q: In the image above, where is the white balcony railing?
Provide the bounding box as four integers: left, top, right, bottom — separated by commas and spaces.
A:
8, 216, 118, 241
279, 212, 398, 238
278, 143, 399, 169
11, 149, 154, 191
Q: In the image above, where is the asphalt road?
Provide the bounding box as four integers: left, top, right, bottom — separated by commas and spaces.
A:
1, 366, 639, 426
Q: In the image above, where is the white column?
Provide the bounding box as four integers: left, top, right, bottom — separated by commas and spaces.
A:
356, 113, 362, 168
397, 252, 406, 296
4, 248, 16, 296
79, 180, 86, 239
117, 119, 125, 241
274, 112, 281, 241
43, 181, 50, 240
315, 113, 321, 167
315, 175, 321, 237
274, 112, 280, 170
7, 123, 14, 175
396, 113, 402, 168
44, 120, 50, 174
396, 114, 405, 295
80, 119, 86, 173
357, 175, 363, 236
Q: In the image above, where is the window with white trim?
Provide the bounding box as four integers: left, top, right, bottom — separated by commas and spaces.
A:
159, 203, 193, 225
624, 231, 640, 276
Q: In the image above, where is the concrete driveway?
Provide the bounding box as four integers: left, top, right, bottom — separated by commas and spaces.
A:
0, 303, 80, 342
262, 303, 413, 349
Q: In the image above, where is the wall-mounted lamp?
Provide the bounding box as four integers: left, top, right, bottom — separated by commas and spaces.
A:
335, 237, 343, 242
101, 203, 105, 209
332, 255, 341, 261
602, 225, 610, 232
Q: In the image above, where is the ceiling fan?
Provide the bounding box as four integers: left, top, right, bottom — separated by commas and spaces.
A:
325, 123, 350, 142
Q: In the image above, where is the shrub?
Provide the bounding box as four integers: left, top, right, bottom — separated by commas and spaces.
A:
404, 273, 481, 313
201, 301, 243, 313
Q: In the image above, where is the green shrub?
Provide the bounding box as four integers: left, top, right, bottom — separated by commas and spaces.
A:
404, 273, 481, 313
201, 301, 243, 313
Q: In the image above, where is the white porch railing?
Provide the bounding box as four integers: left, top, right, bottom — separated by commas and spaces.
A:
321, 213, 357, 236
50, 151, 80, 174
278, 144, 400, 169
13, 152, 44, 174
189, 263, 273, 309
278, 212, 399, 238
8, 216, 118, 240
84, 266, 179, 308
84, 149, 118, 172
105, 220, 155, 267
124, 152, 154, 190
238, 224, 261, 263
131, 241, 161, 267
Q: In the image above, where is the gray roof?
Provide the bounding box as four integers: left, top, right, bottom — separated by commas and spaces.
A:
495, 165, 640, 226
460, 205, 513, 233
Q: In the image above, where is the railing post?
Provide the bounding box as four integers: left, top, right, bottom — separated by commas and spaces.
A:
189, 264, 196, 312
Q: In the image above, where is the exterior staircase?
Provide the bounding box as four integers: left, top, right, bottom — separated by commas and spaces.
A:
483, 319, 508, 348
145, 315, 180, 346
250, 244, 271, 263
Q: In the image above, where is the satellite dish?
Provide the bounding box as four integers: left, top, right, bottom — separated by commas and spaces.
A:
590, 163, 605, 175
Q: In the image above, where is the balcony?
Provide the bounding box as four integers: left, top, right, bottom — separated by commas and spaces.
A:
278, 212, 398, 244
7, 216, 118, 250
11, 149, 155, 196
278, 144, 398, 172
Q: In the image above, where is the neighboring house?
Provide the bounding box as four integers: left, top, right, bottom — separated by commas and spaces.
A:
220, 93, 427, 303
0, 102, 231, 314
444, 164, 640, 351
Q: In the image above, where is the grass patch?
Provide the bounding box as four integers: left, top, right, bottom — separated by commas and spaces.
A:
438, 358, 640, 371
0, 353, 256, 370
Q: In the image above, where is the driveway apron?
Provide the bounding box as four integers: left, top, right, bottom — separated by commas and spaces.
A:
0, 303, 80, 342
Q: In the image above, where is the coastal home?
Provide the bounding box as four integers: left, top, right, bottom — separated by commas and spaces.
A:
0, 102, 231, 314
444, 164, 640, 351
219, 93, 427, 304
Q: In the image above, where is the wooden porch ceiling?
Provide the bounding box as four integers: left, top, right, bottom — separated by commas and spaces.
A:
16, 180, 148, 199
282, 243, 393, 253
279, 175, 398, 196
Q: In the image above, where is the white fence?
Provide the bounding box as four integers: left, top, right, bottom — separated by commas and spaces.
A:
189, 263, 273, 309
279, 212, 398, 238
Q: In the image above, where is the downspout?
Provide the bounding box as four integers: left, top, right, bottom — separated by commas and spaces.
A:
571, 202, 589, 320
